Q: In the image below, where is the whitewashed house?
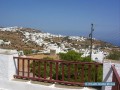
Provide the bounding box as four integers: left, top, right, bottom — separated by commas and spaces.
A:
4, 41, 11, 45
0, 40, 4, 45
0, 40, 11, 45
47, 44, 61, 54
35, 39, 43, 46
92, 51, 105, 63
81, 49, 105, 63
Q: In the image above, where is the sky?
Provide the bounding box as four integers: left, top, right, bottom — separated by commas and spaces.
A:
0, 0, 120, 46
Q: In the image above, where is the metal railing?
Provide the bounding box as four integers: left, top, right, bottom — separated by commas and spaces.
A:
112, 65, 120, 90
13, 57, 103, 86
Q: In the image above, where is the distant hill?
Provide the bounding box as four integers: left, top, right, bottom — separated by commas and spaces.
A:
0, 26, 119, 52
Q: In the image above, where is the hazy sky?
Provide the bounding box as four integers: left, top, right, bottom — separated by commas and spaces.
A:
0, 0, 120, 46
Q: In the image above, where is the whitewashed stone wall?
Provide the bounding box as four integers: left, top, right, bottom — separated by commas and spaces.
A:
0, 51, 18, 80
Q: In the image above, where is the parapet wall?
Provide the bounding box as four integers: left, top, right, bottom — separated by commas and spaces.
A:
0, 49, 18, 80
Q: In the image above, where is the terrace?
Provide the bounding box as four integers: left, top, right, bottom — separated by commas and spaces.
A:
0, 50, 120, 90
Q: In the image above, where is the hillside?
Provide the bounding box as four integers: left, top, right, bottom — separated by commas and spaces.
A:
0, 27, 42, 50
0, 27, 119, 53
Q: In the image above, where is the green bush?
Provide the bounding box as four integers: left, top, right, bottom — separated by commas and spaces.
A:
59, 50, 82, 61
23, 49, 32, 55
107, 50, 120, 60
59, 50, 92, 62
82, 56, 92, 62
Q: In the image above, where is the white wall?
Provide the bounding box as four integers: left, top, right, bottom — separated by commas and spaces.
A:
0, 50, 18, 80
92, 52, 104, 63
81, 49, 105, 63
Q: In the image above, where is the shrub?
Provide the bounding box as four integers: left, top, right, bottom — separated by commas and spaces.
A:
23, 49, 32, 55
59, 50, 82, 61
107, 50, 120, 60
82, 56, 92, 62
59, 50, 92, 62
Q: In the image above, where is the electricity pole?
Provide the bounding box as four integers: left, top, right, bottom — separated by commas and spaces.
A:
89, 23, 94, 59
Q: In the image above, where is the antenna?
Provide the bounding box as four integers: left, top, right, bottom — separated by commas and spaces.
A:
89, 23, 94, 59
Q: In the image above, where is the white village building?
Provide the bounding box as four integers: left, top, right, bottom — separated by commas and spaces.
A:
0, 40, 11, 45
0, 40, 4, 45
81, 49, 106, 63
4, 41, 11, 45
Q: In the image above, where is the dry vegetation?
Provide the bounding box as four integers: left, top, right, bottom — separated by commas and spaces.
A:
0, 31, 42, 50
27, 54, 59, 60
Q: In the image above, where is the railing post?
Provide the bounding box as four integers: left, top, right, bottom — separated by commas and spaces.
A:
56, 62, 58, 80
74, 64, 77, 81
95, 64, 98, 82
27, 60, 30, 78
33, 60, 35, 78
50, 62, 52, 80
38, 61, 40, 78
114, 74, 117, 90
81, 64, 84, 82
111, 65, 120, 90
62, 63, 64, 81
22, 59, 24, 77
112, 67, 115, 90
88, 64, 91, 82
17, 58, 20, 76
44, 61, 46, 79
68, 63, 70, 80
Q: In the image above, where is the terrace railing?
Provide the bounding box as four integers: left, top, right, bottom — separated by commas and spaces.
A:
112, 65, 120, 90
13, 57, 103, 86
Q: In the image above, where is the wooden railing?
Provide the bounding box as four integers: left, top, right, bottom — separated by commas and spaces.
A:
112, 65, 120, 90
13, 57, 103, 86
